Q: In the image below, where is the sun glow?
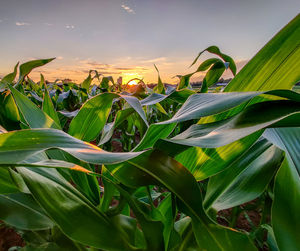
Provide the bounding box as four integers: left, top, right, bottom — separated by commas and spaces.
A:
127, 80, 138, 86
122, 72, 143, 86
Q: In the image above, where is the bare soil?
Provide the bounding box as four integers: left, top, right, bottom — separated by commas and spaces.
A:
0, 223, 25, 251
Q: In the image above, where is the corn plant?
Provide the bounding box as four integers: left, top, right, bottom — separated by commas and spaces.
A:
0, 14, 299, 251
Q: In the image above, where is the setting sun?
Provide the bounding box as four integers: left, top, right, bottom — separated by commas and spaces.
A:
127, 80, 138, 86
122, 72, 143, 86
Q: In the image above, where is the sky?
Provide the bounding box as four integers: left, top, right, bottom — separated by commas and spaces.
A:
0, 0, 299, 84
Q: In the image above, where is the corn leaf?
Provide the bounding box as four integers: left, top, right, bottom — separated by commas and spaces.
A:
42, 75, 61, 128
1, 62, 19, 84
204, 138, 283, 211
263, 128, 300, 250
18, 58, 55, 83
17, 167, 136, 250
9, 85, 60, 129
0, 193, 54, 230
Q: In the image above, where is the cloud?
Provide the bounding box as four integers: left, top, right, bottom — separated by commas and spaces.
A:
56, 56, 63, 60
235, 59, 248, 69
44, 23, 53, 26
0, 20, 2, 23
79, 60, 149, 72
65, 24, 75, 29
141, 57, 167, 63
79, 60, 112, 68
121, 4, 135, 14
115, 67, 139, 71
16, 22, 30, 26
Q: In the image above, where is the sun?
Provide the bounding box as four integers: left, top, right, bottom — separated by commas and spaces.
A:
122, 72, 143, 86
127, 80, 138, 86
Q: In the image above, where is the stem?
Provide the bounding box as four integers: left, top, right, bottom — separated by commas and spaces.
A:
146, 186, 155, 209
229, 206, 241, 228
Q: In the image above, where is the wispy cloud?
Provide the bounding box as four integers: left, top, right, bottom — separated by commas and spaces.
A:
0, 20, 3, 23
65, 24, 75, 29
56, 56, 63, 60
16, 22, 30, 26
79, 60, 112, 69
79, 59, 149, 77
115, 67, 148, 71
121, 4, 135, 14
44, 23, 53, 26
142, 57, 167, 63
235, 59, 248, 69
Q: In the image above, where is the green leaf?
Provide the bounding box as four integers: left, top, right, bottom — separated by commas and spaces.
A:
160, 92, 260, 124
168, 88, 195, 103
42, 75, 61, 128
164, 100, 300, 148
68, 93, 118, 141
100, 76, 112, 89
153, 64, 165, 94
100, 166, 117, 212
191, 217, 255, 251
17, 167, 135, 250
69, 93, 148, 142
204, 138, 283, 211
190, 45, 236, 75
0, 128, 143, 165
1, 62, 19, 84
45, 150, 101, 205
261, 224, 279, 251
121, 95, 149, 127
100, 94, 170, 146
135, 90, 300, 153
160, 90, 300, 125
110, 183, 165, 250
0, 192, 54, 230
106, 150, 256, 250
174, 132, 261, 181
157, 194, 180, 250
174, 218, 198, 250
195, 58, 222, 72
99, 108, 135, 145
263, 128, 300, 251
200, 61, 226, 93
225, 14, 300, 92
271, 157, 300, 251
0, 167, 20, 194
0, 91, 20, 124
9, 85, 60, 129
177, 73, 193, 90
81, 71, 93, 90
134, 123, 176, 151
18, 58, 55, 83
3, 159, 93, 174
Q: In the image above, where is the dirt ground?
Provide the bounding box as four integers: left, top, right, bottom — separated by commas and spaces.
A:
0, 223, 24, 251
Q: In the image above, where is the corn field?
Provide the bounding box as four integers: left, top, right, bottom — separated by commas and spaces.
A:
0, 14, 299, 251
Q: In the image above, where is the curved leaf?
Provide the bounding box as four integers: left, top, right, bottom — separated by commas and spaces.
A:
0, 193, 54, 230
17, 167, 135, 250
42, 75, 61, 128
9, 85, 60, 129
204, 138, 283, 211
69, 93, 148, 142
190, 46, 236, 75
106, 150, 256, 250
263, 128, 300, 250
164, 100, 300, 148
0, 128, 143, 165
225, 14, 300, 92
0, 167, 20, 194
1, 62, 19, 84
18, 58, 55, 83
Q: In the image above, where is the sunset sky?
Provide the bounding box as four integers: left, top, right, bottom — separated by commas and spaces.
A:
0, 0, 299, 84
